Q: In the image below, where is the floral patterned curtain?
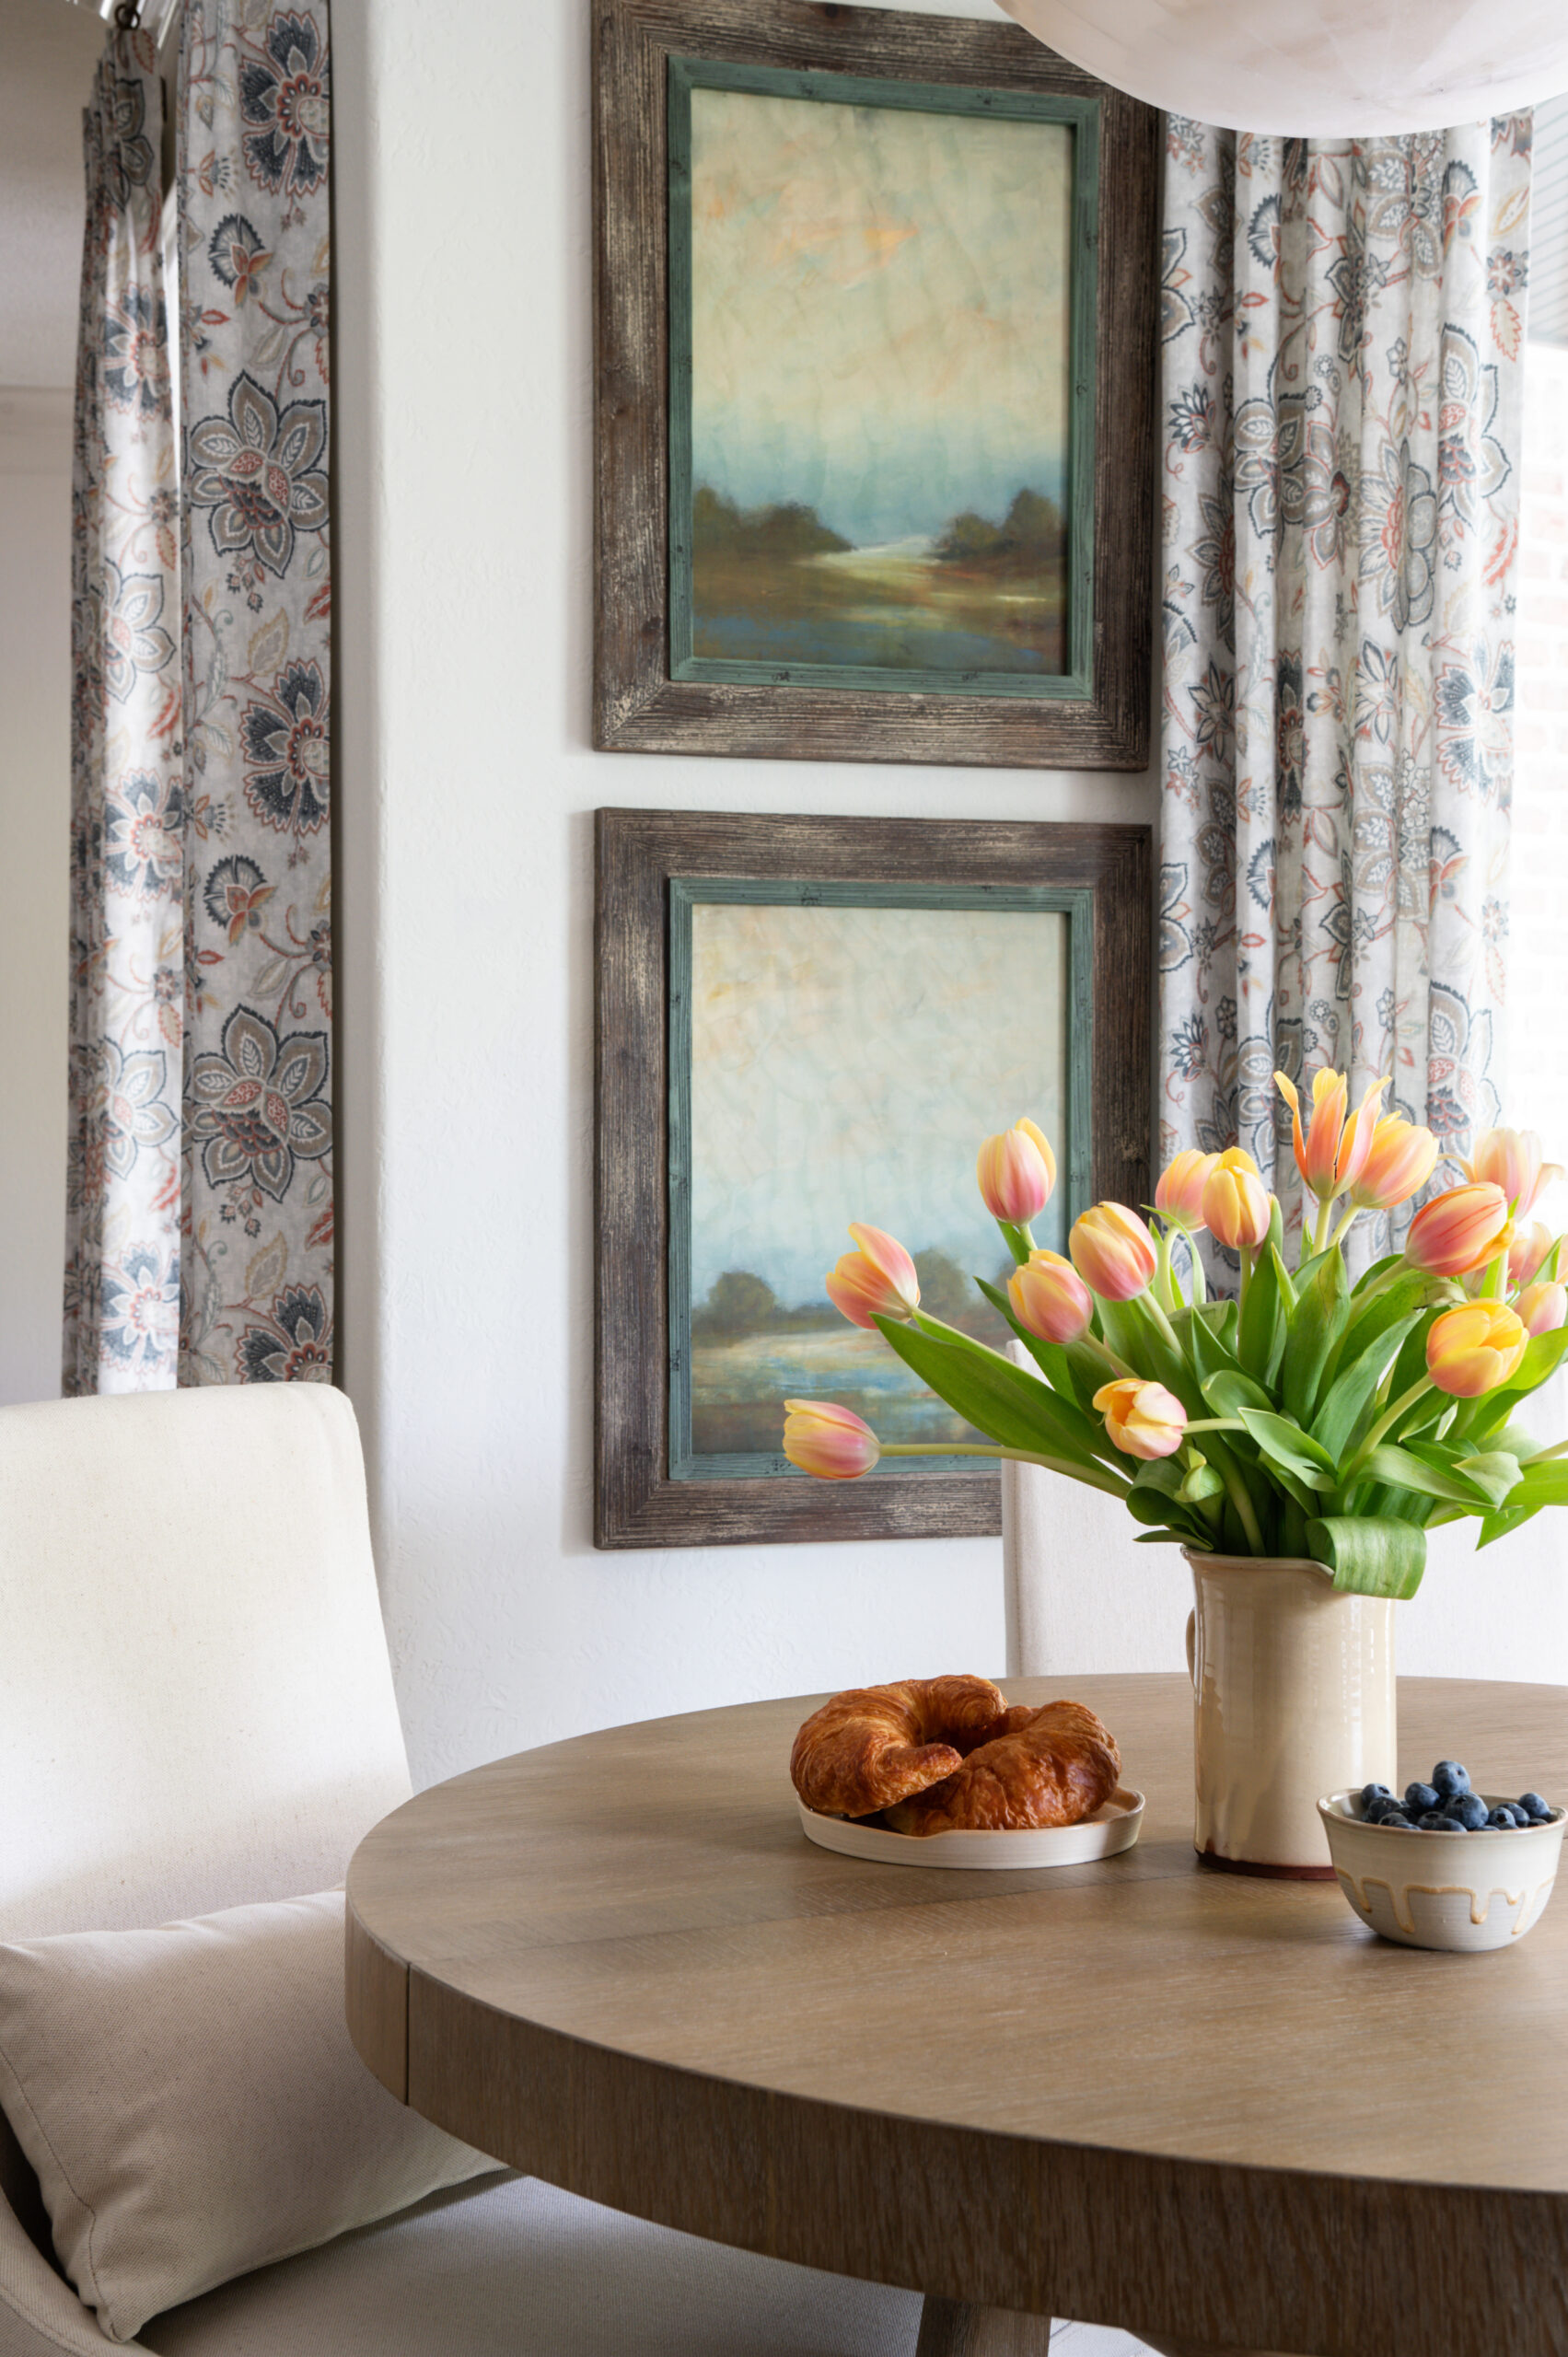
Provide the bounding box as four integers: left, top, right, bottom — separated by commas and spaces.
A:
64, 33, 183, 1394
176, 0, 334, 1383
1159, 117, 1531, 1268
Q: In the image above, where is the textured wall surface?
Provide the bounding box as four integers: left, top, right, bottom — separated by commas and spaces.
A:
330, 0, 1167, 1788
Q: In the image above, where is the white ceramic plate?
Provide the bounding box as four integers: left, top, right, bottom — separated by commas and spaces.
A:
796, 1788, 1144, 1869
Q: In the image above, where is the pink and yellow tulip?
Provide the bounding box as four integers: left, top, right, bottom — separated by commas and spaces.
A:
1275, 1068, 1388, 1203
1403, 1183, 1512, 1279
1070, 1203, 1157, 1302
1508, 1221, 1556, 1290
1155, 1149, 1219, 1231
1424, 1301, 1528, 1399
825, 1225, 920, 1329
1518, 1282, 1568, 1339
783, 1399, 880, 1480
1348, 1114, 1440, 1213
1201, 1148, 1272, 1252
1465, 1128, 1563, 1219
1008, 1250, 1094, 1345
977, 1119, 1057, 1225
1093, 1377, 1187, 1460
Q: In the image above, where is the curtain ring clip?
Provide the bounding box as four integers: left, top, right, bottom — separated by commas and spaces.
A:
113, 0, 143, 29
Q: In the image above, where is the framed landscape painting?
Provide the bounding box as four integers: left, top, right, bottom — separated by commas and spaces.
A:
594, 0, 1157, 770
595, 808, 1152, 1549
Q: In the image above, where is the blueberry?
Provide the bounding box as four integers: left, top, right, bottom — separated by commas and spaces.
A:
1432, 1760, 1471, 1801
1405, 1782, 1441, 1817
1446, 1791, 1489, 1830
1365, 1794, 1400, 1822
1419, 1811, 1463, 1830
1488, 1806, 1519, 1829
1380, 1812, 1414, 1829
1519, 1792, 1551, 1822
1360, 1782, 1392, 1811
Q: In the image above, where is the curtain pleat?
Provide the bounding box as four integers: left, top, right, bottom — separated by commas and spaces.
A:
64, 32, 182, 1394
1158, 118, 1531, 1271
176, 0, 335, 1384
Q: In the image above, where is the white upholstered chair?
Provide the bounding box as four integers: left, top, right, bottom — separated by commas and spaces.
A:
0, 1386, 919, 2357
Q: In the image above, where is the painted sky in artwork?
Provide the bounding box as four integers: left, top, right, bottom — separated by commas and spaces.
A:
688, 902, 1072, 1308
688, 87, 1074, 549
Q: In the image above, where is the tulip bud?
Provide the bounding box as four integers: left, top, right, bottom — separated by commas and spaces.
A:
977, 1119, 1057, 1225
825, 1224, 920, 1329
1404, 1183, 1511, 1278
1518, 1281, 1568, 1339
783, 1399, 881, 1480
1509, 1221, 1554, 1290
1155, 1149, 1220, 1232
1069, 1202, 1157, 1302
1092, 1376, 1187, 1460
1349, 1114, 1440, 1212
1007, 1249, 1093, 1344
1466, 1128, 1563, 1219
1276, 1068, 1388, 1202
1424, 1301, 1528, 1398
1201, 1148, 1272, 1252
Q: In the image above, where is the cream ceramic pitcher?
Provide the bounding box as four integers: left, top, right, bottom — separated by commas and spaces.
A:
1183, 1550, 1398, 1876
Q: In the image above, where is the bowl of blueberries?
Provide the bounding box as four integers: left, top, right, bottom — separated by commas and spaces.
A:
1318, 1760, 1564, 1952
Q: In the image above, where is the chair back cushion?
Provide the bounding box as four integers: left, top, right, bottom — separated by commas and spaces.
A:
0, 1387, 412, 1940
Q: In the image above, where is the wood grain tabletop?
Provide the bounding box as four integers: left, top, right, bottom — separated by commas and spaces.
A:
345, 1673, 1568, 2356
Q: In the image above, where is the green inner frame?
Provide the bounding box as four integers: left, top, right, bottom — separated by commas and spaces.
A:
667, 877, 1096, 1482
667, 56, 1100, 702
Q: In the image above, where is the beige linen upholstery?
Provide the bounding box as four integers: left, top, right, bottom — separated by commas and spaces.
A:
0, 1387, 918, 2357
142, 2176, 920, 2357
0, 1894, 489, 2341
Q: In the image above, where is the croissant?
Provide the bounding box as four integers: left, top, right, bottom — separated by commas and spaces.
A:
883, 1699, 1121, 1835
789, 1675, 1034, 1820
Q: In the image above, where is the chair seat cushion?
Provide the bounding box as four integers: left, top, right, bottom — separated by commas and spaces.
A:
139, 2173, 922, 2357
0, 1892, 491, 2343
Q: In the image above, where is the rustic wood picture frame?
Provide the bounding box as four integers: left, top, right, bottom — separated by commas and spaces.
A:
595, 807, 1152, 1549
592, 0, 1158, 770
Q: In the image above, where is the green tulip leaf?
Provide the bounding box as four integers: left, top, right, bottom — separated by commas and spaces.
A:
1450, 1450, 1524, 1507
1310, 1309, 1426, 1466
1307, 1515, 1427, 1598
1201, 1368, 1275, 1419
1281, 1245, 1350, 1428
1237, 1247, 1285, 1387
874, 1315, 1124, 1481
1237, 1409, 1338, 1491
1358, 1444, 1500, 1507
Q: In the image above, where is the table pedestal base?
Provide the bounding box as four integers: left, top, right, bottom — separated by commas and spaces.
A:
915, 2305, 1293, 2357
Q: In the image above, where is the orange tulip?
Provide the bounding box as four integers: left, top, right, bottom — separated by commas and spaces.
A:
1404, 1183, 1512, 1278
1069, 1203, 1157, 1301
1201, 1148, 1272, 1251
1509, 1221, 1556, 1290
1093, 1377, 1187, 1460
977, 1119, 1057, 1225
1349, 1114, 1440, 1212
825, 1225, 920, 1329
1424, 1301, 1528, 1398
1465, 1128, 1563, 1219
1008, 1250, 1093, 1344
1275, 1068, 1388, 1202
1518, 1282, 1568, 1339
783, 1399, 881, 1480
1155, 1149, 1220, 1231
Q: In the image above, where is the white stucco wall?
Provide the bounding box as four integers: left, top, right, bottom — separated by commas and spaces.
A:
330, 0, 1170, 1787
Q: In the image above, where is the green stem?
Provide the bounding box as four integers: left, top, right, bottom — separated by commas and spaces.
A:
998, 1219, 1036, 1268
1211, 1447, 1267, 1554
1528, 1436, 1568, 1464
1238, 1242, 1253, 1317
1187, 1234, 1207, 1308
1341, 1376, 1436, 1487
1154, 1223, 1180, 1316
878, 1441, 1129, 1497
1142, 1291, 1183, 1355
1184, 1417, 1248, 1434
1328, 1202, 1360, 1253
1481, 1248, 1508, 1301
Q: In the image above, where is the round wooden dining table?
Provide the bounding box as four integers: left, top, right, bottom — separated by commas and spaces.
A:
344, 1673, 1568, 2357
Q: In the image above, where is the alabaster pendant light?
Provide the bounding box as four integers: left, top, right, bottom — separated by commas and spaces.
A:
993, 0, 1568, 135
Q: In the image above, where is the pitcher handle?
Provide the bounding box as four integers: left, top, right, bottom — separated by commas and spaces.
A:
1185, 1608, 1197, 1689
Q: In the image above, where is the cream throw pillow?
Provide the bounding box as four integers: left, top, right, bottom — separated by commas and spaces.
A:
0, 1890, 494, 2341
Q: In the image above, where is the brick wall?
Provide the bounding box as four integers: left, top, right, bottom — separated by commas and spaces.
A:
1509, 339, 1568, 1217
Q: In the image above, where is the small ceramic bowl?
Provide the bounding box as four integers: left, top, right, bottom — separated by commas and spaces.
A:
1318, 1791, 1565, 1952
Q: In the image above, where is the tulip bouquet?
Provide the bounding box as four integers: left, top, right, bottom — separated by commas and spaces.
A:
782, 1080, 1568, 1599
